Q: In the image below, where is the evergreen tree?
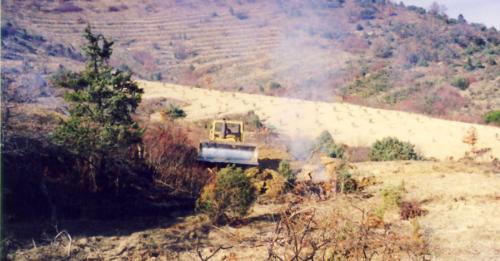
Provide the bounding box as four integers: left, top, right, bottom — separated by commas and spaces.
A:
52, 25, 143, 191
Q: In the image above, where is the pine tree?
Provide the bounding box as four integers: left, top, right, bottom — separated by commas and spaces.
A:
52, 25, 143, 191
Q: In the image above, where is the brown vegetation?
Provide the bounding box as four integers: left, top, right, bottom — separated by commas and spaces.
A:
400, 200, 426, 220
142, 121, 208, 199
266, 204, 429, 260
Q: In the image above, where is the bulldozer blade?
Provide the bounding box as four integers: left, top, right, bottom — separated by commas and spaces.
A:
198, 141, 258, 166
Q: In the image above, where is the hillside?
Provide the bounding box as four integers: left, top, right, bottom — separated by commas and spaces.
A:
141, 81, 500, 161
2, 0, 500, 122
3, 2, 500, 260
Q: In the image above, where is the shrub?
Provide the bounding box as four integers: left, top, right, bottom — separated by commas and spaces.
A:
53, 3, 83, 13
143, 123, 207, 199
451, 77, 470, 90
383, 183, 405, 207
323, 0, 344, 8
117, 64, 132, 73
268, 204, 429, 260
234, 12, 249, 20
369, 137, 420, 161
375, 183, 405, 218
484, 110, 500, 125
174, 45, 189, 60
51, 26, 143, 192
197, 165, 256, 223
374, 45, 393, 58
151, 72, 162, 81
160, 105, 186, 120
268, 81, 282, 90
487, 57, 497, 65
249, 113, 263, 129
462, 126, 478, 148
360, 8, 377, 20
407, 5, 426, 15
315, 131, 335, 150
327, 144, 345, 159
108, 5, 128, 12
400, 200, 424, 220
475, 60, 485, 69
314, 131, 345, 159
346, 70, 389, 97
278, 160, 295, 186
464, 57, 476, 71
336, 169, 357, 193
248, 169, 286, 199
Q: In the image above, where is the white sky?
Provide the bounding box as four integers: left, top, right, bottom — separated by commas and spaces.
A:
398, 0, 500, 29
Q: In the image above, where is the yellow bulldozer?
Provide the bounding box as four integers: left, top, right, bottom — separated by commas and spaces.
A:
198, 119, 258, 166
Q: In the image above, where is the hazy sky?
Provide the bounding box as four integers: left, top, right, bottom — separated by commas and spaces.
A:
399, 0, 500, 29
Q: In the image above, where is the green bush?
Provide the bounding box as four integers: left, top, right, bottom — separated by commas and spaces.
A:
374, 45, 393, 58
51, 26, 143, 191
268, 81, 282, 90
407, 5, 426, 15
327, 143, 345, 159
346, 70, 389, 97
278, 159, 295, 186
249, 113, 263, 129
151, 72, 162, 81
375, 183, 405, 218
487, 57, 497, 65
161, 105, 186, 119
234, 12, 249, 20
451, 77, 470, 90
336, 169, 357, 193
197, 165, 255, 223
464, 57, 476, 71
484, 110, 500, 125
314, 131, 345, 158
315, 131, 334, 148
380, 185, 403, 208
369, 137, 420, 161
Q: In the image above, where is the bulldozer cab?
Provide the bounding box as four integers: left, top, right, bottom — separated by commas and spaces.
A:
210, 120, 243, 142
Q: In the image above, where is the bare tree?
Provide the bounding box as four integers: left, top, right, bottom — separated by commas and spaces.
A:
429, 2, 447, 16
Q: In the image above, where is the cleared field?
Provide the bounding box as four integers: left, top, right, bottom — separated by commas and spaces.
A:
140, 81, 500, 161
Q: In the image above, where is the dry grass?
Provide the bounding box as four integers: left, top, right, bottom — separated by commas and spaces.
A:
355, 161, 500, 261
140, 81, 500, 161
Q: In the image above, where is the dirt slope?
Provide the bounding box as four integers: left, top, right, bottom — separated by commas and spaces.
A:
140, 81, 500, 161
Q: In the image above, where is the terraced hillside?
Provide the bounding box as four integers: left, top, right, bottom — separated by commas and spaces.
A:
141, 81, 500, 161
2, 0, 499, 121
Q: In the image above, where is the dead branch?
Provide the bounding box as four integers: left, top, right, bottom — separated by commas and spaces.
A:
53, 230, 72, 257
195, 238, 232, 261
